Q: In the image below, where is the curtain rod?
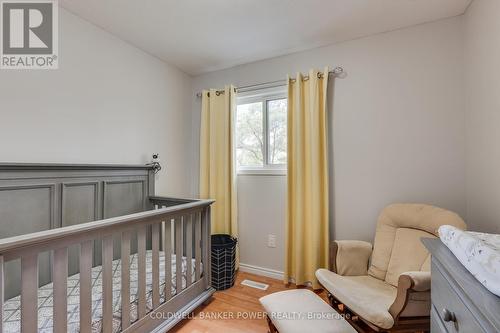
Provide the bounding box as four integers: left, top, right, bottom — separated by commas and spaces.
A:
195, 66, 344, 98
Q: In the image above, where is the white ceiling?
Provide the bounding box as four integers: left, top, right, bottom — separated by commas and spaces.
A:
60, 0, 472, 75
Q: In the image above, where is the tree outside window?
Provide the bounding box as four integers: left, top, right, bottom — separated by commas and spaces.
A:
236, 95, 287, 170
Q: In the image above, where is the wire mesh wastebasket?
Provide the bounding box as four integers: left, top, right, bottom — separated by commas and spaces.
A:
211, 234, 237, 290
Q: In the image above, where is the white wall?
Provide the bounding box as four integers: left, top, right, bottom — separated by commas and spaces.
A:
192, 17, 466, 274
464, 0, 500, 234
0, 9, 193, 197
237, 175, 287, 273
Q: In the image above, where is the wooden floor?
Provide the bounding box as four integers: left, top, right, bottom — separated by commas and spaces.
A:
171, 271, 327, 333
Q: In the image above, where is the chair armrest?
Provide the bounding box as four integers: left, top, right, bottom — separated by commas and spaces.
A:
402, 271, 431, 291
330, 240, 372, 276
389, 271, 431, 319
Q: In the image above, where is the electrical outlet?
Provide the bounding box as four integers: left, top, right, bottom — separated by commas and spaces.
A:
267, 234, 276, 248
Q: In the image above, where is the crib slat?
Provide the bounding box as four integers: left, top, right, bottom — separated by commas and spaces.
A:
53, 247, 68, 333
0, 256, 4, 333
201, 208, 210, 285
21, 254, 38, 333
102, 235, 113, 333
164, 220, 172, 301
175, 217, 183, 294
161, 221, 166, 251
185, 214, 193, 287
121, 231, 131, 330
195, 212, 202, 281
203, 206, 212, 285
152, 223, 160, 308
79, 240, 93, 333
137, 225, 147, 318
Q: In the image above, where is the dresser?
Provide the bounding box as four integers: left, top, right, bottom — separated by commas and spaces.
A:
422, 238, 500, 333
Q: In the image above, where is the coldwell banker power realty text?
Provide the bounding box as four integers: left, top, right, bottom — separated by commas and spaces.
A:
1, 0, 58, 69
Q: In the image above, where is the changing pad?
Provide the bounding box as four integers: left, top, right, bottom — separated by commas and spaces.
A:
438, 225, 500, 297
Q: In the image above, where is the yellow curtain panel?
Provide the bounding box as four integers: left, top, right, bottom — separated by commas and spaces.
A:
285, 68, 329, 289
199, 86, 238, 238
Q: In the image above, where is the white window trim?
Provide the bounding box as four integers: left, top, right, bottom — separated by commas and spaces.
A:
236, 88, 287, 175
237, 167, 287, 176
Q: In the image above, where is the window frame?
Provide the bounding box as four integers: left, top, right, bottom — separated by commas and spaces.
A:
236, 89, 287, 175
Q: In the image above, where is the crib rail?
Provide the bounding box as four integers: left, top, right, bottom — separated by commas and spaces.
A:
0, 197, 214, 333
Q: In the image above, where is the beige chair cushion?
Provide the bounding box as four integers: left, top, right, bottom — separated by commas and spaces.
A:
368, 204, 466, 281
259, 289, 356, 333
384, 228, 434, 286
334, 240, 372, 276
421, 254, 431, 271
316, 269, 396, 329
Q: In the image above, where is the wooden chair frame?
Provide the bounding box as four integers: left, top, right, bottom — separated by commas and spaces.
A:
321, 241, 430, 333
325, 292, 429, 333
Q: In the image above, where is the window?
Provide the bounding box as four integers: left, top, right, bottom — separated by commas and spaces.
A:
236, 89, 287, 174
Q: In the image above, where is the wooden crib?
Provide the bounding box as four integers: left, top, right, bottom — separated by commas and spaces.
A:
0, 163, 215, 333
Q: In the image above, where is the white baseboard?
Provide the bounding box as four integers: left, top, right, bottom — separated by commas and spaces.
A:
238, 263, 284, 281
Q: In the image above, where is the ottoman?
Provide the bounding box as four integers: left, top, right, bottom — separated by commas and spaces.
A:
259, 289, 356, 333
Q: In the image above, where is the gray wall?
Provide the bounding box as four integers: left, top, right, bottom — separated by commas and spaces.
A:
0, 8, 193, 198
464, 0, 500, 234
191, 17, 466, 274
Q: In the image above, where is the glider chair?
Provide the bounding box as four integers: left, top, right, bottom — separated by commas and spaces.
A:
316, 204, 466, 333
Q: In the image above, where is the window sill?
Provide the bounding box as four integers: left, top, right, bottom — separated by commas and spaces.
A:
237, 168, 287, 176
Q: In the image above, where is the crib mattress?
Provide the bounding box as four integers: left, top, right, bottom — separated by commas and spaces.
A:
2, 251, 201, 333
